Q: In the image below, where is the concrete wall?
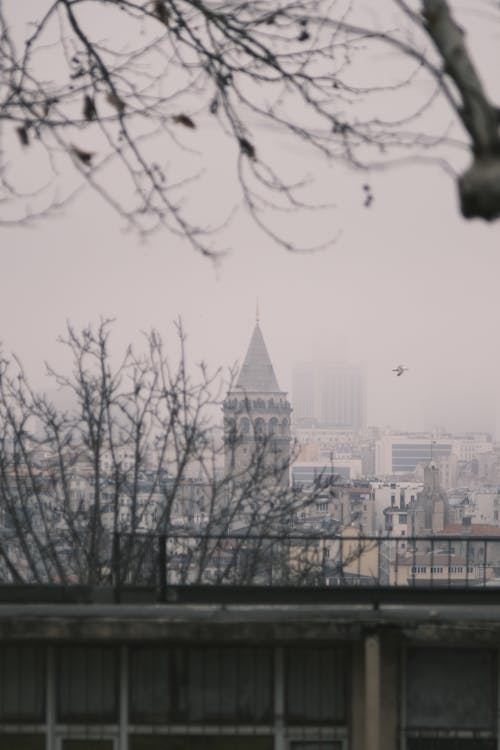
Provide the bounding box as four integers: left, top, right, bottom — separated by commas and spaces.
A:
0, 594, 499, 749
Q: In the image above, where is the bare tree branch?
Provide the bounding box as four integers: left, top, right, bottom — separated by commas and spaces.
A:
1, 0, 499, 249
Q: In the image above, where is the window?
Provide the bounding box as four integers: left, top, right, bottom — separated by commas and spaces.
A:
254, 418, 265, 436
0, 737, 45, 750
318, 502, 328, 512
411, 566, 426, 574
0, 645, 45, 723
129, 646, 273, 724
130, 739, 273, 750
0, 643, 349, 748
407, 741, 495, 749
430, 567, 443, 574
58, 646, 118, 723
285, 647, 348, 724
61, 743, 115, 750
399, 514, 407, 524
406, 649, 496, 731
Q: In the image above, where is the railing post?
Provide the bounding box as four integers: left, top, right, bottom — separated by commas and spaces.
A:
430, 538, 434, 588
483, 540, 488, 587
466, 539, 470, 587
159, 534, 167, 603
377, 537, 381, 587
113, 531, 121, 603
447, 539, 452, 587
411, 539, 416, 588
394, 538, 399, 586
269, 540, 273, 586
339, 536, 344, 584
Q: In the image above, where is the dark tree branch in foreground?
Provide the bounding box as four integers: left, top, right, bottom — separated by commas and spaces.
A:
418, 0, 500, 219
0, 0, 498, 254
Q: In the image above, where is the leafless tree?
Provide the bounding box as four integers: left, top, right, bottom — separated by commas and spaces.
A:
0, 320, 331, 586
0, 1, 498, 256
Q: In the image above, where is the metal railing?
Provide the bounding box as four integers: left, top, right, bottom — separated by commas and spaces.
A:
111, 532, 500, 599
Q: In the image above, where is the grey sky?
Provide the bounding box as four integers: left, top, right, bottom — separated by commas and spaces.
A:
1, 2, 499, 437
3, 156, 499, 436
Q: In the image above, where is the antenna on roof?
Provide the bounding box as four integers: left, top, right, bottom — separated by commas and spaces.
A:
256, 297, 260, 324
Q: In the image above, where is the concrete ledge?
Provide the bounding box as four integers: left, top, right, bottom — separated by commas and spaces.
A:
0, 583, 498, 606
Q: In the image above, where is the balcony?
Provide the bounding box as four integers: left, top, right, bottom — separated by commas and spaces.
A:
99, 532, 500, 605
1, 533, 500, 750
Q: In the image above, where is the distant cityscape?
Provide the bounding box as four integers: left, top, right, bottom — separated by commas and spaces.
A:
2, 317, 500, 589
2, 317, 500, 750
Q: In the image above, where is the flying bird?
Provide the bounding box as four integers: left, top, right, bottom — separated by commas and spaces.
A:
392, 365, 408, 377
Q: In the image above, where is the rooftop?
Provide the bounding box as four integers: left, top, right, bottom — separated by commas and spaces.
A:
235, 323, 281, 393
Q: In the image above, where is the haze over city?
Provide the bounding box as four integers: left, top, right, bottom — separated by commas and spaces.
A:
2, 155, 499, 438
3, 5, 500, 749
1, 0, 499, 439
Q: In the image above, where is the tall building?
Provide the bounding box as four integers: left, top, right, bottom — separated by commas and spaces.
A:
223, 320, 291, 486
292, 362, 366, 431
407, 462, 449, 536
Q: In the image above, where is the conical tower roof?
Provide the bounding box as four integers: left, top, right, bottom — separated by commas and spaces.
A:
236, 323, 281, 392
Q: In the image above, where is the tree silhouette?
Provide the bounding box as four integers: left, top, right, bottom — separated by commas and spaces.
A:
1, 0, 497, 254
0, 320, 325, 586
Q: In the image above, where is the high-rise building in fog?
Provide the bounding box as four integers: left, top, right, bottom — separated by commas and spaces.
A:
292, 362, 366, 431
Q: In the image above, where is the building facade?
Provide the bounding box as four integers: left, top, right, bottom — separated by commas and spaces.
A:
375, 433, 493, 479
1, 588, 500, 750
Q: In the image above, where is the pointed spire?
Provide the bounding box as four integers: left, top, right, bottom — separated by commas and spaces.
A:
236, 322, 281, 392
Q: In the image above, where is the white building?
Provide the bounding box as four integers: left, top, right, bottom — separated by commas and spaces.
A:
375, 433, 492, 480
450, 489, 500, 527
370, 481, 422, 533
292, 458, 363, 485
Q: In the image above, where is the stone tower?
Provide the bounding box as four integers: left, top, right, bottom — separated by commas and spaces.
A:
223, 319, 292, 487
409, 461, 449, 536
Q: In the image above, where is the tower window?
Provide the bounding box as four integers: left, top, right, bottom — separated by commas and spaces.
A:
254, 418, 266, 436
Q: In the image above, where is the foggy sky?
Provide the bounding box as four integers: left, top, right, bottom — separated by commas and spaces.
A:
2, 2, 500, 438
